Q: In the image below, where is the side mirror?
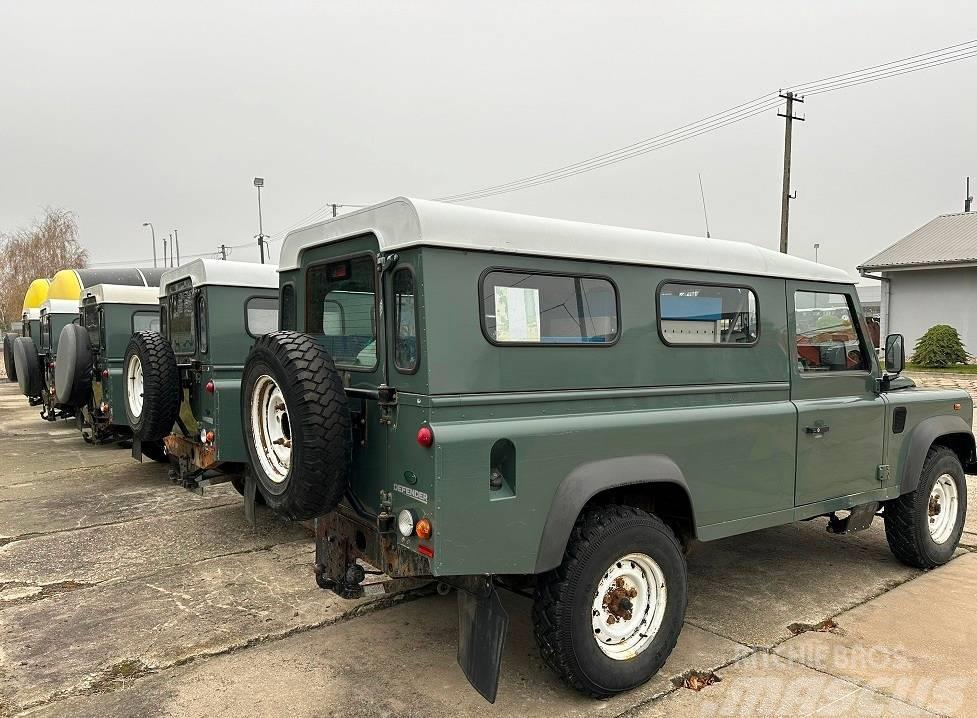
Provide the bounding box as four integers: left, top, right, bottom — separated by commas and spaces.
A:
885, 334, 905, 374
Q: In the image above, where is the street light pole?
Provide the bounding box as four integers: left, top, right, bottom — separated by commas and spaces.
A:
814, 243, 820, 263
162, 235, 168, 268
254, 177, 266, 264
173, 229, 180, 266
142, 222, 157, 268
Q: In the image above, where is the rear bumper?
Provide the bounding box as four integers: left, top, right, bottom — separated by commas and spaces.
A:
164, 433, 218, 469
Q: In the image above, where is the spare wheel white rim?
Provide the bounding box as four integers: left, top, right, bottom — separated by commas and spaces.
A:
928, 473, 959, 545
592, 551, 667, 660
126, 354, 144, 418
251, 374, 291, 483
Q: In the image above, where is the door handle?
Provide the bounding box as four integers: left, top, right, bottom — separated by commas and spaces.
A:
805, 424, 830, 437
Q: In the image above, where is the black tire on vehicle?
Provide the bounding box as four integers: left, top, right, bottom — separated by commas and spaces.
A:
55, 324, 94, 407
140, 439, 170, 463
13, 336, 42, 397
123, 331, 181, 441
241, 331, 351, 520
3, 333, 17, 382
533, 505, 688, 698
884, 445, 968, 569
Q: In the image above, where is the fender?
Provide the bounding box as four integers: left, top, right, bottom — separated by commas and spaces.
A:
533, 454, 694, 574
899, 414, 976, 494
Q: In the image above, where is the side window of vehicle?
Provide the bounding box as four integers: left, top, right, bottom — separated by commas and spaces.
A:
658, 282, 758, 345
196, 293, 208, 354
393, 268, 418, 372
481, 271, 618, 345
132, 311, 160, 334
794, 291, 868, 373
246, 297, 279, 337
280, 284, 295, 331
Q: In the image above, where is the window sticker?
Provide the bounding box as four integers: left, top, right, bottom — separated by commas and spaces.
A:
494, 286, 541, 342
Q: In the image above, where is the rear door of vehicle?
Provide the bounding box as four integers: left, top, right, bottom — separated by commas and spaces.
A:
788, 282, 885, 505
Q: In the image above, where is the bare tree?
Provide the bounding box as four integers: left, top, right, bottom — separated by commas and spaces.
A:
0, 208, 88, 330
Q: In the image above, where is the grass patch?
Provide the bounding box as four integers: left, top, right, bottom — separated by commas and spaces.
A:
906, 363, 977, 375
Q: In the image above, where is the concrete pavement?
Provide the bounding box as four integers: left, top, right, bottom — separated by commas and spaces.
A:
1, 376, 976, 717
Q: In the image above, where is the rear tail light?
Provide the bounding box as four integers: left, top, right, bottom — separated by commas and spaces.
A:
416, 426, 434, 448
206, 431, 215, 443
417, 545, 434, 558
101, 369, 109, 379
205, 380, 215, 394
415, 517, 432, 540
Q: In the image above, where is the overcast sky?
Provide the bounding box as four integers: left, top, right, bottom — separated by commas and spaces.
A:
1, 1, 975, 281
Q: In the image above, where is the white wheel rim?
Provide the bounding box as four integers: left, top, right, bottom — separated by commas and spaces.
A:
250, 374, 291, 483
592, 552, 667, 660
928, 473, 959, 545
126, 354, 144, 418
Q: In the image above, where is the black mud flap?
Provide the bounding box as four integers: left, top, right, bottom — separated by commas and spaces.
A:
131, 436, 143, 462
457, 585, 509, 703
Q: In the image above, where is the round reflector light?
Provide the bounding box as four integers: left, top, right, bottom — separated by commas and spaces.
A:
398, 509, 415, 537
205, 380, 215, 394
416, 518, 432, 540
417, 426, 434, 448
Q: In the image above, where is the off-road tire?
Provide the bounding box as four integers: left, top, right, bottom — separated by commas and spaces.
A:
533, 505, 688, 697
13, 336, 42, 397
140, 439, 169, 463
3, 333, 17, 382
123, 331, 180, 441
241, 331, 350, 520
884, 445, 967, 569
55, 324, 94, 407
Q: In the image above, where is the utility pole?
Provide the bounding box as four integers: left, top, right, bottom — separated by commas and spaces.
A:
162, 235, 168, 268
173, 229, 180, 266
332, 203, 338, 218
254, 177, 266, 264
967, 177, 973, 212
219, 244, 227, 260
814, 242, 820, 263
778, 91, 804, 254
142, 222, 157, 267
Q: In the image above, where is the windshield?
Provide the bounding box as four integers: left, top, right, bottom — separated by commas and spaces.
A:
307, 255, 377, 370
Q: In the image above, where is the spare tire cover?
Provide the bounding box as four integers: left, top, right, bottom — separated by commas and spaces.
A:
13, 336, 42, 397
55, 324, 93, 406
3, 333, 16, 382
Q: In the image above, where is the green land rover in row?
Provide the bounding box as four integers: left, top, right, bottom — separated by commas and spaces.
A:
232, 198, 973, 702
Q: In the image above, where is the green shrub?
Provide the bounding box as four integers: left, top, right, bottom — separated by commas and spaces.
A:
911, 324, 968, 368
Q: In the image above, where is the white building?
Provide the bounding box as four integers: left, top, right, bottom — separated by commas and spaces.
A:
859, 211, 977, 355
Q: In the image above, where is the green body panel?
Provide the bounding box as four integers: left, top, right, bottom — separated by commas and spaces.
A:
88, 302, 160, 427
283, 236, 974, 577
169, 285, 278, 465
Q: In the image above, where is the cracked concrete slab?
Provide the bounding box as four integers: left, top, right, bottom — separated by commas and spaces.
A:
17, 591, 751, 718
629, 652, 935, 717
0, 463, 239, 541
0, 503, 309, 586
774, 552, 977, 718
0, 541, 374, 712
684, 520, 919, 647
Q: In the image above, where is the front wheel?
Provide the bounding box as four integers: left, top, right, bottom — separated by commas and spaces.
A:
884, 445, 968, 569
533, 505, 687, 697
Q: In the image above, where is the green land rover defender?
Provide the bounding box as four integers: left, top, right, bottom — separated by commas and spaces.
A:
240, 198, 973, 702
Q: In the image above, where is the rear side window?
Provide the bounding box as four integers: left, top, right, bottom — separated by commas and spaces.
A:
393, 268, 418, 371
280, 284, 295, 331
658, 283, 758, 345
196, 294, 208, 353
481, 271, 618, 345
132, 311, 159, 334
167, 285, 195, 354
794, 291, 868, 372
307, 255, 377, 370
246, 297, 279, 337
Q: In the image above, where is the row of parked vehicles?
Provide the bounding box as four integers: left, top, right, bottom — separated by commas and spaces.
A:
2, 197, 973, 702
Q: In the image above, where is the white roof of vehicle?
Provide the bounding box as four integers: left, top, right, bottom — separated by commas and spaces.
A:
159, 259, 279, 297
278, 197, 852, 283
84, 284, 160, 306
40, 298, 81, 315
23, 308, 41, 320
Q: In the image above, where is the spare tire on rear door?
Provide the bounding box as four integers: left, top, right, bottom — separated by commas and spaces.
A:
123, 331, 181, 441
242, 331, 351, 520
3, 333, 17, 382
13, 336, 42, 397
55, 324, 94, 407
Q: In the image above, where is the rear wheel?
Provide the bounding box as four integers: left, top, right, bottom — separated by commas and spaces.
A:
13, 337, 42, 397
533, 505, 687, 697
3, 333, 17, 382
54, 324, 93, 407
884, 445, 967, 569
242, 331, 350, 520
123, 331, 180, 441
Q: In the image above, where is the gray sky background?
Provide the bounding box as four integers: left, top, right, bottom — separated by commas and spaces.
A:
2, 1, 976, 281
